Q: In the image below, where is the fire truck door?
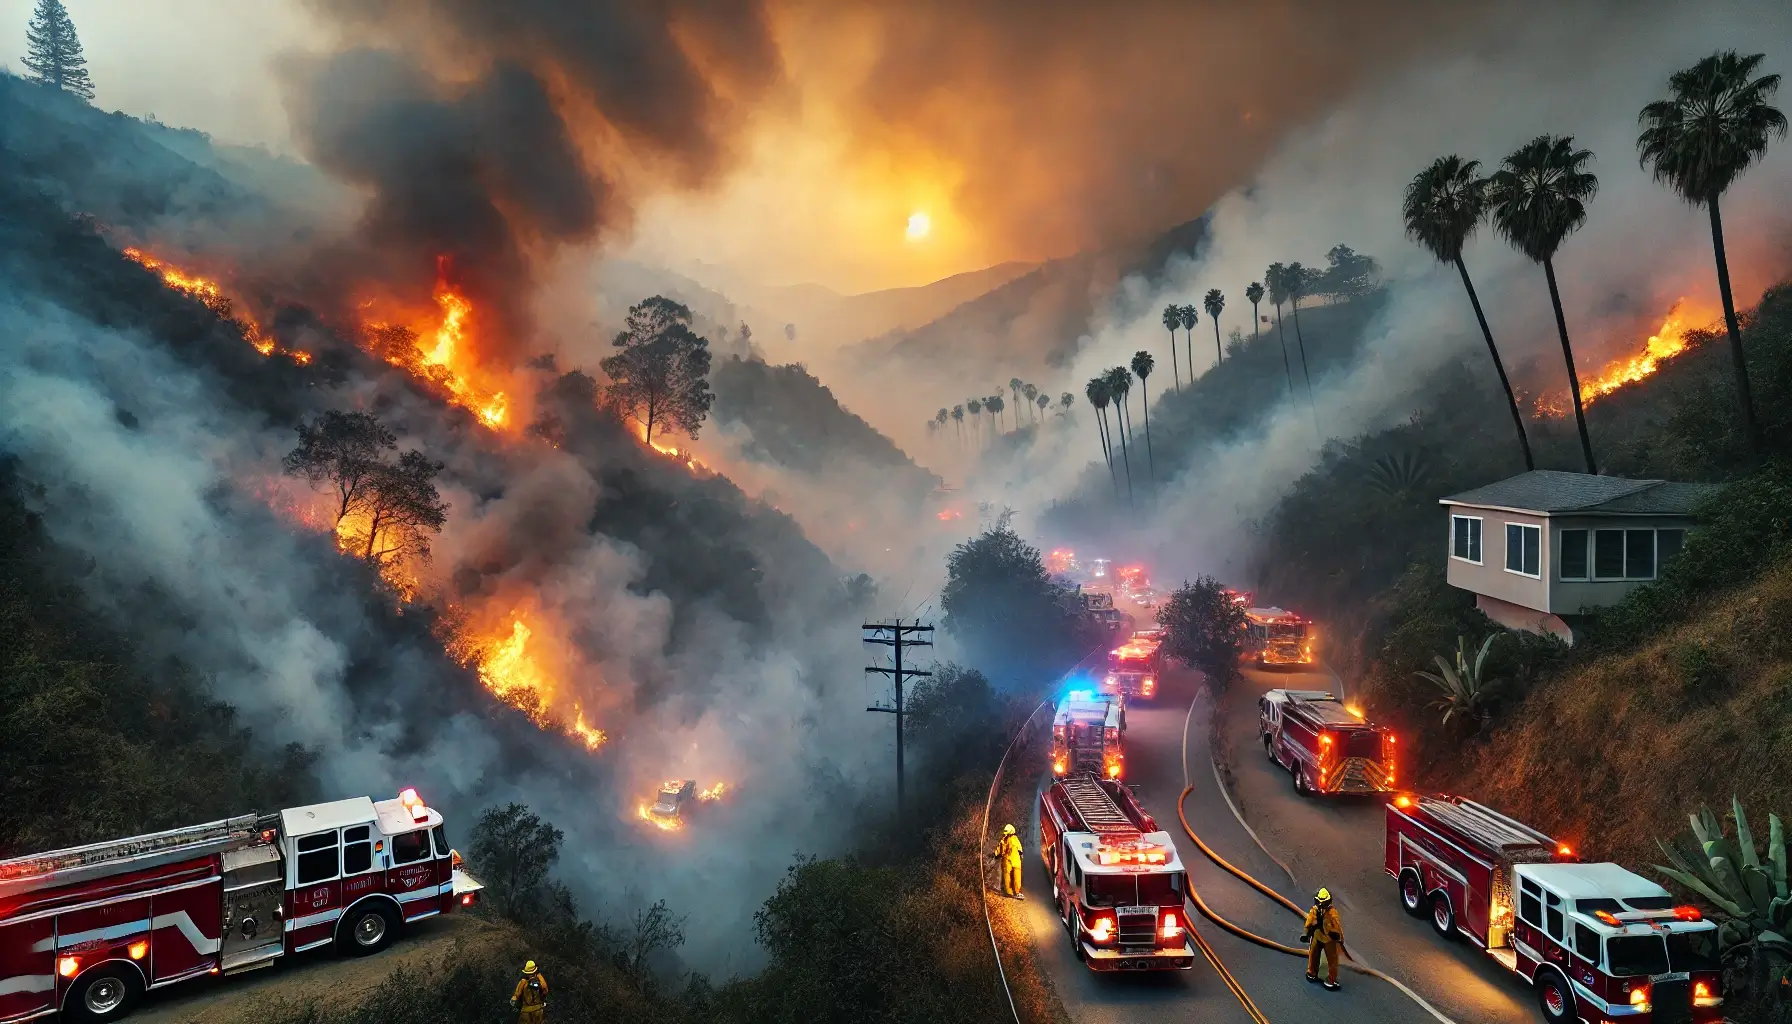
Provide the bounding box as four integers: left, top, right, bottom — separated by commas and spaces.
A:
219, 844, 285, 970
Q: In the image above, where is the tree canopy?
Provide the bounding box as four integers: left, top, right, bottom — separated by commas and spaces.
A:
1157, 576, 1248, 687
22, 0, 94, 100
601, 296, 715, 444
282, 410, 449, 567
941, 519, 1093, 684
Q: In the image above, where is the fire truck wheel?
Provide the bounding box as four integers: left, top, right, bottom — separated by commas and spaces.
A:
1533, 968, 1576, 1023
338, 902, 400, 956
1262, 734, 1276, 761
1429, 891, 1456, 938
67, 965, 140, 1021
1398, 871, 1426, 917
1292, 767, 1310, 797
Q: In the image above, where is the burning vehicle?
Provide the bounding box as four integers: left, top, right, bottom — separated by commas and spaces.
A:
638, 780, 730, 832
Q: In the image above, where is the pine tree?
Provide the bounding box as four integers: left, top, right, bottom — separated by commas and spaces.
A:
23, 0, 95, 100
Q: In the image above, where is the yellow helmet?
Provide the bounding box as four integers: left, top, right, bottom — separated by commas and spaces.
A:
522, 960, 538, 975
1315, 888, 1332, 903
1002, 823, 1017, 836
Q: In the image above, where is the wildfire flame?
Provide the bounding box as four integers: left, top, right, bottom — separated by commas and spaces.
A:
699, 782, 728, 802
361, 263, 510, 431
1536, 300, 1714, 416
639, 424, 707, 471
637, 804, 683, 831
474, 616, 607, 750
122, 247, 309, 365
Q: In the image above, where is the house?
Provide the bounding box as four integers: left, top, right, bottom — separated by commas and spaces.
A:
1438, 471, 1717, 642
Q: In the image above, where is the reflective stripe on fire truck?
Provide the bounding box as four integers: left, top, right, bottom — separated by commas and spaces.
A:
0, 973, 55, 996
27, 910, 219, 956
285, 908, 343, 933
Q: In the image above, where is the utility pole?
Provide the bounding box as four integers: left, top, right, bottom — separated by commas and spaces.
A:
864, 618, 934, 816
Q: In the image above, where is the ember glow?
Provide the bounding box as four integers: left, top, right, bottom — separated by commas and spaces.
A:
699, 782, 729, 802
638, 804, 682, 832
361, 260, 512, 431
121, 247, 309, 365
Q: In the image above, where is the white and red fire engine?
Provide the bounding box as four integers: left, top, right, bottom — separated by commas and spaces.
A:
1387, 794, 1724, 1023
1050, 691, 1125, 781
1242, 607, 1315, 667
1038, 775, 1194, 972
0, 789, 482, 1022
1260, 690, 1396, 797
1102, 631, 1164, 700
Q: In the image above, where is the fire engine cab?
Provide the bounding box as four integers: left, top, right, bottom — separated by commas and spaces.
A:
1387, 794, 1723, 1023
1260, 690, 1395, 796
0, 789, 482, 1022
1039, 776, 1194, 972
1051, 691, 1125, 781
1242, 607, 1315, 667
1103, 630, 1164, 700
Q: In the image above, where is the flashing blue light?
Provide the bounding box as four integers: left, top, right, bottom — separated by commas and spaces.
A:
1065, 689, 1096, 702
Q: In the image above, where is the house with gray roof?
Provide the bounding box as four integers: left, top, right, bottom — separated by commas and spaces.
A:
1438, 471, 1717, 642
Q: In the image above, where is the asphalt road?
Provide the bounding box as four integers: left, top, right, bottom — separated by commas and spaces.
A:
1222, 663, 1538, 1024
1014, 664, 1432, 1024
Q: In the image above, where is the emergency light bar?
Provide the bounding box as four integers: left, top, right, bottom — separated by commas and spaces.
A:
399, 788, 428, 822
1093, 841, 1168, 866
1065, 689, 1096, 702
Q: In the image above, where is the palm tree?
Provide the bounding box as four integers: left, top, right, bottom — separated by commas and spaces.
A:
1203, 288, 1226, 366
1639, 51, 1787, 458
1060, 392, 1074, 416
1085, 377, 1119, 498
951, 404, 965, 447
1008, 377, 1024, 424
1415, 634, 1505, 733
1178, 304, 1198, 384
1264, 263, 1296, 397
1161, 304, 1183, 392
1245, 281, 1265, 350
1022, 382, 1040, 423
987, 394, 1006, 437
1286, 262, 1317, 404
1131, 350, 1157, 486
1403, 155, 1535, 470
1035, 390, 1049, 421
966, 397, 983, 447
1489, 134, 1601, 474
935, 407, 949, 432
1104, 366, 1135, 508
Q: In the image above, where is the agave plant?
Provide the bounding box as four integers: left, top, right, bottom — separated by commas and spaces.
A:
1414, 634, 1503, 729
1362, 450, 1435, 498
1656, 799, 1791, 951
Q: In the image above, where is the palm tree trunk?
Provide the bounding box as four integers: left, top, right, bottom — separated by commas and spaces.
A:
1141, 385, 1155, 486
1166, 328, 1181, 393
1184, 328, 1195, 384
1544, 258, 1597, 475
1097, 409, 1119, 499
1454, 257, 1534, 471
1290, 298, 1319, 435
1114, 404, 1135, 509
1708, 195, 1763, 458
1212, 319, 1223, 366
1273, 305, 1294, 397
1251, 303, 1261, 344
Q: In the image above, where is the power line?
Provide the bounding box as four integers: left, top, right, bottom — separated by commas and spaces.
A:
863, 618, 934, 816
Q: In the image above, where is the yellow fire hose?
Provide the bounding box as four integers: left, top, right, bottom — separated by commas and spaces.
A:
1177, 787, 1460, 1023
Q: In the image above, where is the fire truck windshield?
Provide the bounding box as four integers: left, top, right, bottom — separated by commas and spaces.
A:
1267, 623, 1306, 640
1607, 935, 1671, 977
1083, 871, 1184, 907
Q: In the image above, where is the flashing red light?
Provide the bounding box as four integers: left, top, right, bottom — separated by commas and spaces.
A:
461, 893, 475, 906
1319, 733, 1333, 747
1674, 905, 1703, 922
58, 956, 79, 978
1394, 794, 1413, 809
399, 787, 428, 821
1557, 843, 1574, 857
128, 940, 148, 960
1089, 913, 1115, 943
1160, 909, 1183, 941
1595, 910, 1622, 926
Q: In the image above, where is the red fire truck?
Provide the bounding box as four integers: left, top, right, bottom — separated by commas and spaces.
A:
1242, 606, 1315, 668
1387, 794, 1724, 1023
1102, 630, 1164, 700
0, 789, 482, 1022
1050, 691, 1125, 781
1038, 776, 1194, 972
1260, 689, 1395, 797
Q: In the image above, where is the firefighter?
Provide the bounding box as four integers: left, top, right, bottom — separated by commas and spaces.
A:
1302, 888, 1344, 990
994, 823, 1025, 898
511, 960, 549, 1022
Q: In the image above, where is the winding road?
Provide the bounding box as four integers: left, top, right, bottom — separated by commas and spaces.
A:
1011, 662, 1542, 1024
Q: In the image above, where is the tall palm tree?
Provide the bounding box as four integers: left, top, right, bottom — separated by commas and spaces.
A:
1245, 281, 1265, 350
1639, 51, 1787, 458
1085, 377, 1119, 498
1161, 304, 1183, 392
1264, 263, 1297, 397
1059, 392, 1074, 415
1131, 350, 1157, 486
987, 394, 1006, 437
1203, 288, 1226, 366
966, 397, 983, 448
1285, 262, 1319, 434
951, 404, 964, 447
1008, 378, 1024, 424
1036, 391, 1050, 420
1104, 366, 1135, 508
1489, 134, 1601, 474
1022, 382, 1040, 423
1403, 155, 1535, 470
1178, 304, 1198, 384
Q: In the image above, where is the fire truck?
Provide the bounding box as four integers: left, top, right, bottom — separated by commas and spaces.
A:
1102, 630, 1164, 700
1050, 691, 1125, 781
1260, 690, 1395, 797
1242, 606, 1315, 667
0, 789, 482, 1022
1038, 775, 1195, 972
1387, 794, 1724, 1023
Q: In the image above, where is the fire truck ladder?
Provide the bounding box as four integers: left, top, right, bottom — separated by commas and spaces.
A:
1058, 775, 1139, 841
0, 813, 270, 891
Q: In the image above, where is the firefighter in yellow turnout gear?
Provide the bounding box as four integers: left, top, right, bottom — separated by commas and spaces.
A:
1303, 888, 1344, 990
994, 823, 1025, 898
511, 960, 549, 1022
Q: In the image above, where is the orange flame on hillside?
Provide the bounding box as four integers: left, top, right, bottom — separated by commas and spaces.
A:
1535, 300, 1717, 416
638, 424, 707, 471
361, 261, 510, 431
474, 615, 606, 750
699, 782, 729, 802
122, 247, 310, 364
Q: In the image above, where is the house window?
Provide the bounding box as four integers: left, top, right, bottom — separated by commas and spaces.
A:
1594, 530, 1627, 579
1559, 529, 1589, 580
1626, 530, 1656, 579
1451, 515, 1482, 563
1505, 523, 1540, 577
1658, 529, 1685, 567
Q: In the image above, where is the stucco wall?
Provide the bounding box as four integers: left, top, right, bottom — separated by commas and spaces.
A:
1444, 507, 1550, 612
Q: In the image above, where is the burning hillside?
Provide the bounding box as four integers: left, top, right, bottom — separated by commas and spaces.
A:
121, 247, 310, 365
1535, 300, 1721, 417
359, 258, 512, 431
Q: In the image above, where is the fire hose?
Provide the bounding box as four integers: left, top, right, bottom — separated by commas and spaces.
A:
1176, 786, 1460, 1024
